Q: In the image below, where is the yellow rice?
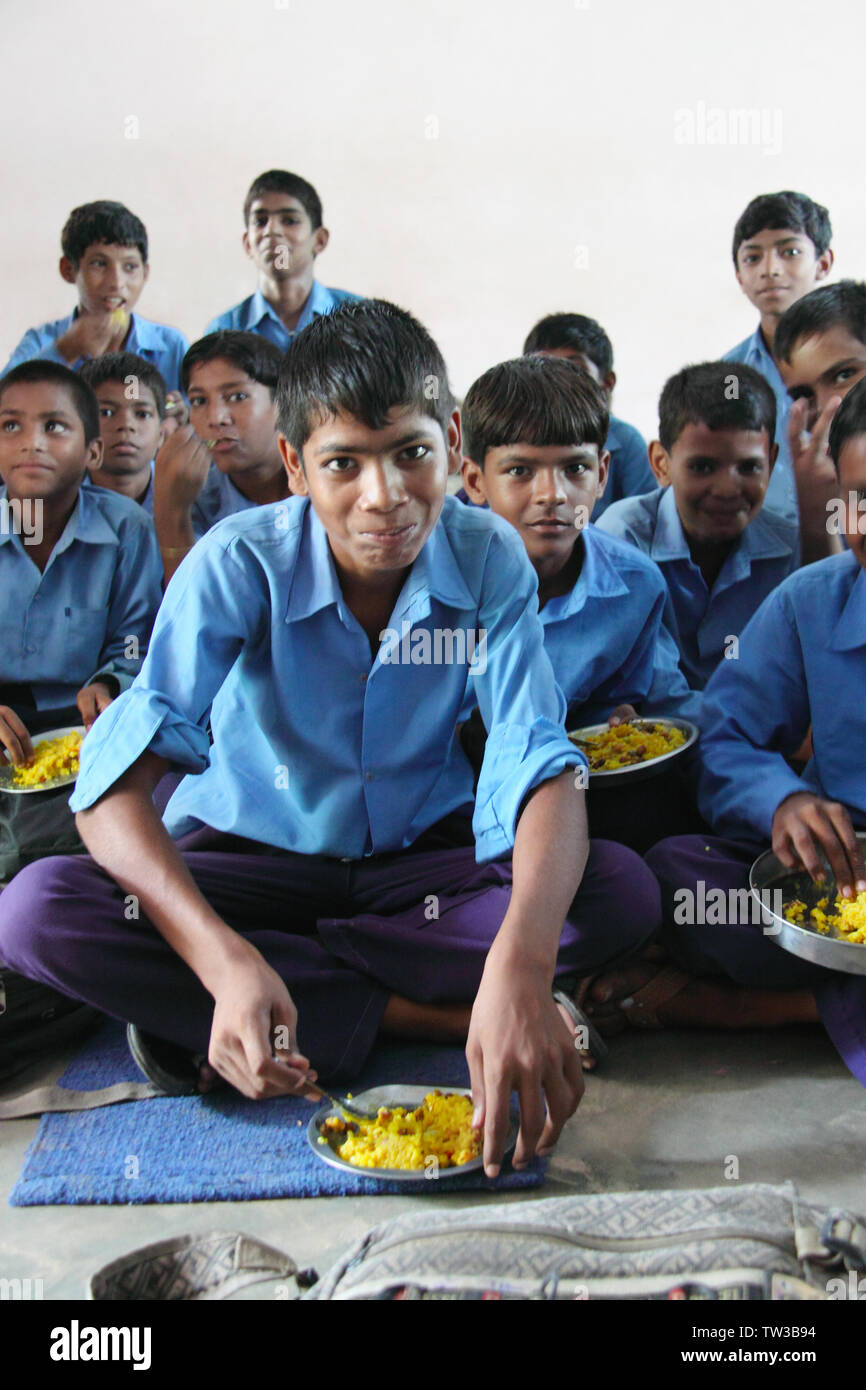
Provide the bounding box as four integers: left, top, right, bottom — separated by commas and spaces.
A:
568, 721, 686, 772
784, 891, 866, 945
11, 731, 82, 789
319, 1090, 481, 1170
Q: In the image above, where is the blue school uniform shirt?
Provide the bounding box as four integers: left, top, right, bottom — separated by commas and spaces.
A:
0, 485, 162, 712
696, 550, 866, 841
190, 464, 258, 539
205, 282, 362, 352
3, 312, 189, 393
70, 495, 584, 862
592, 416, 656, 521
532, 528, 700, 726
596, 485, 798, 689
83, 462, 154, 516
723, 327, 796, 524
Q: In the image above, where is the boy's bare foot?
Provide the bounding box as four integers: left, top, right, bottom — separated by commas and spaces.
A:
584, 961, 819, 1031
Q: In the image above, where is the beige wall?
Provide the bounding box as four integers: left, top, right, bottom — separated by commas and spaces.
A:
1, 0, 862, 437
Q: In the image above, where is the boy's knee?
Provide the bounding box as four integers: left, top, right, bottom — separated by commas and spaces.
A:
586, 839, 663, 950
0, 855, 90, 972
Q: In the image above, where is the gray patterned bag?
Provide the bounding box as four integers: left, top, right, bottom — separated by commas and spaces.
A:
303, 1182, 866, 1301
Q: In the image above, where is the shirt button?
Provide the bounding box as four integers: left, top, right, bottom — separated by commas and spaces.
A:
24, 646, 36, 654
365, 772, 373, 782
359, 674, 367, 684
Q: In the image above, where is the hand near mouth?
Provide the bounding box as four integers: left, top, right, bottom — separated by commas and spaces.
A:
54, 303, 130, 364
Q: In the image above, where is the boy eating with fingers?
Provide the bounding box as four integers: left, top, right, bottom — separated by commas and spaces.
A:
772, 280, 866, 565
607, 376, 866, 1087
597, 361, 797, 688
153, 331, 290, 582
0, 302, 661, 1175
3, 200, 189, 397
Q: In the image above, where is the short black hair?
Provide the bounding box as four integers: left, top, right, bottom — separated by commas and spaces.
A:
658, 361, 776, 453
78, 352, 167, 418
732, 191, 832, 265
522, 313, 614, 379
462, 356, 609, 465
243, 170, 323, 230
181, 331, 285, 397
276, 299, 454, 454
828, 375, 866, 471
61, 200, 148, 268
774, 281, 866, 365
0, 360, 100, 444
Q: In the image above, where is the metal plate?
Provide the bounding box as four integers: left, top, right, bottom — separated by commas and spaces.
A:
308, 1084, 517, 1181
750, 834, 866, 976
567, 718, 698, 784
0, 726, 85, 795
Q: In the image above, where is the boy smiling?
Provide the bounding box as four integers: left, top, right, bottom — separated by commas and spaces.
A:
0, 302, 660, 1175
597, 361, 797, 688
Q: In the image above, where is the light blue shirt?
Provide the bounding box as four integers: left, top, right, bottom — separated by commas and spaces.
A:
696, 551, 866, 841
3, 312, 189, 393
596, 485, 798, 689
592, 416, 656, 521
70, 495, 584, 861
0, 485, 162, 712
723, 327, 795, 524
190, 464, 258, 539
205, 282, 362, 352
83, 462, 154, 516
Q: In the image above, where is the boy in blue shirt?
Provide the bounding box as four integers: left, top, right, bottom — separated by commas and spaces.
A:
79, 353, 168, 514
459, 355, 700, 852
723, 191, 834, 525
523, 312, 654, 520
152, 331, 291, 582
206, 170, 361, 351
772, 281, 866, 566
0, 361, 162, 879
0, 302, 662, 1174
3, 201, 189, 396
591, 378, 866, 1089
597, 361, 797, 688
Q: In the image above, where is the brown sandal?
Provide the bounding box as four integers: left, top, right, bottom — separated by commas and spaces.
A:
587, 964, 693, 1033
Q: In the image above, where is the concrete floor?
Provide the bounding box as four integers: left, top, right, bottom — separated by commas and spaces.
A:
2, 1023, 865, 1300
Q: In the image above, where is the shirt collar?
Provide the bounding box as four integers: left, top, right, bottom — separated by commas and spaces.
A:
248, 281, 331, 337
285, 499, 476, 626
542, 527, 630, 620
249, 289, 287, 332
0, 485, 118, 556
649, 486, 691, 562
649, 486, 792, 576
829, 556, 866, 652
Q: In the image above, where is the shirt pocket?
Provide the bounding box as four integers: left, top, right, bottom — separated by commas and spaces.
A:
61, 605, 110, 677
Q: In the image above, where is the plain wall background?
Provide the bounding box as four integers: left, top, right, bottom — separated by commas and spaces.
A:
1, 0, 862, 437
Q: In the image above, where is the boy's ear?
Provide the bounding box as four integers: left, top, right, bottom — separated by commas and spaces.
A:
278, 434, 308, 495
59, 256, 77, 286
312, 226, 330, 259
601, 370, 616, 398
596, 448, 611, 498
648, 440, 672, 485
815, 248, 834, 282
446, 408, 462, 475
86, 436, 104, 471
461, 455, 488, 504
767, 439, 779, 473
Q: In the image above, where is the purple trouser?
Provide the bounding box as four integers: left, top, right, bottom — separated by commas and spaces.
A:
0, 830, 660, 1081
646, 834, 866, 1088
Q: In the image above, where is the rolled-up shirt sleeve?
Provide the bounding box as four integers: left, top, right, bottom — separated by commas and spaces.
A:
696, 586, 811, 841
70, 533, 262, 811
470, 524, 586, 861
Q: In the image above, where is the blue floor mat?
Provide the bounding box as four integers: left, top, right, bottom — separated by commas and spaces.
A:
10, 1020, 545, 1205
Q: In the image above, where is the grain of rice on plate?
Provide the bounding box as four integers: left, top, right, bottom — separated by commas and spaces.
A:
11, 731, 82, 789
319, 1090, 481, 1169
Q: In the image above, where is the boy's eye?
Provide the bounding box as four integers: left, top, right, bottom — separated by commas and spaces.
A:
44, 420, 67, 432
739, 461, 764, 475
399, 444, 429, 462
0, 419, 19, 432
99, 406, 115, 418
781, 247, 802, 258
834, 367, 860, 384
228, 392, 248, 403
565, 462, 588, 475
188, 396, 206, 410
687, 461, 715, 474
136, 409, 153, 419
506, 465, 530, 477
324, 457, 356, 473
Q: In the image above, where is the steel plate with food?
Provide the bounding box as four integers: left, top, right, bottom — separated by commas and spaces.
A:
308, 1084, 517, 1181
749, 834, 866, 976
567, 718, 698, 783
0, 726, 85, 795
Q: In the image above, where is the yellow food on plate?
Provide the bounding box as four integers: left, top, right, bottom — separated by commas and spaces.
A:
784, 892, 866, 944
11, 732, 82, 789
568, 721, 686, 772
318, 1090, 481, 1170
